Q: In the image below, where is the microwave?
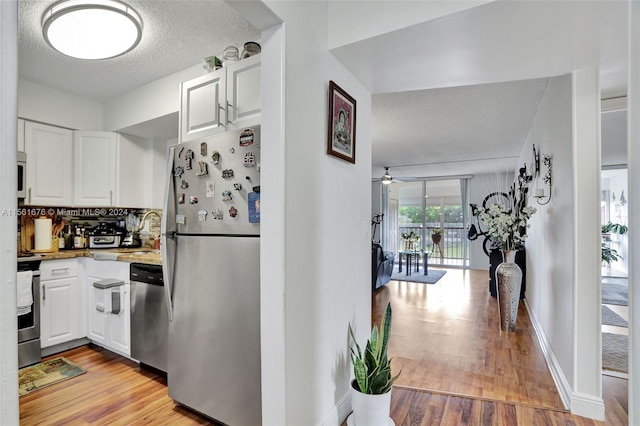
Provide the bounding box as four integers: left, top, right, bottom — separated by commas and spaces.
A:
17, 151, 26, 199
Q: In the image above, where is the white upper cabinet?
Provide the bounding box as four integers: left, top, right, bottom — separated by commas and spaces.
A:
74, 131, 117, 206
226, 54, 261, 130
180, 69, 226, 142
180, 54, 260, 143
24, 121, 73, 206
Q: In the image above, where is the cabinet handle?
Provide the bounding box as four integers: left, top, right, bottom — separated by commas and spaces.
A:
51, 268, 70, 274
226, 100, 233, 125
42, 284, 45, 301
218, 103, 226, 129
110, 190, 113, 205
28, 188, 31, 204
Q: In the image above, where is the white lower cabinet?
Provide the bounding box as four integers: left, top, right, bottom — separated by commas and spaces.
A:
83, 260, 131, 357
40, 259, 83, 348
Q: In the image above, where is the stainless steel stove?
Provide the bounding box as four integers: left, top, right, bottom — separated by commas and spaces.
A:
17, 253, 42, 368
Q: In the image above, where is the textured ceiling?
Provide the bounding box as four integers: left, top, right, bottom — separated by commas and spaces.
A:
372, 78, 549, 177
18, 0, 260, 102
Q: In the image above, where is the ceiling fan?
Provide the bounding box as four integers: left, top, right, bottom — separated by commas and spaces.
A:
380, 166, 405, 184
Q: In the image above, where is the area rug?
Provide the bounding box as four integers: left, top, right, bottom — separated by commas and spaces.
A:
602, 278, 628, 306
602, 333, 628, 374
19, 357, 86, 396
602, 305, 628, 327
391, 270, 446, 284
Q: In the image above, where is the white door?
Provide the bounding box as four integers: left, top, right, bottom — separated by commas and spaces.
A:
24, 122, 73, 206
180, 69, 226, 142
40, 277, 78, 348
74, 131, 117, 206
86, 276, 107, 345
226, 54, 261, 129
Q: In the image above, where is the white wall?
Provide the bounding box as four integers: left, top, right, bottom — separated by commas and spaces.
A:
468, 171, 513, 270
261, 2, 372, 425
327, 0, 493, 49
18, 79, 103, 130
150, 138, 175, 209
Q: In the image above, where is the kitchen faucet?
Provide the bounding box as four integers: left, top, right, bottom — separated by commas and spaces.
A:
139, 211, 162, 231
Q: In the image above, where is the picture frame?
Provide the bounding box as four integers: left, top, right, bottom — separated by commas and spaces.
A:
327, 80, 357, 164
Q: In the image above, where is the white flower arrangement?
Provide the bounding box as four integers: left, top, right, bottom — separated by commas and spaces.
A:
478, 204, 537, 251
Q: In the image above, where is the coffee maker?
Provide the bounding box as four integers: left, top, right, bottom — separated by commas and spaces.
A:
120, 213, 141, 248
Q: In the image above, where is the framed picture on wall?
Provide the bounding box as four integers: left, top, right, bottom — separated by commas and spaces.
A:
327, 80, 357, 164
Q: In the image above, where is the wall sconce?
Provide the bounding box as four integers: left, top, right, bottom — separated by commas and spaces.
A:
534, 154, 552, 205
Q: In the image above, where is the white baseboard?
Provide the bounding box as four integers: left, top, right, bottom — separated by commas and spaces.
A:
320, 391, 351, 426
571, 392, 605, 421
524, 299, 572, 408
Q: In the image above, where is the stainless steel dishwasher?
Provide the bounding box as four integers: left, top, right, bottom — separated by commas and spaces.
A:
130, 263, 167, 373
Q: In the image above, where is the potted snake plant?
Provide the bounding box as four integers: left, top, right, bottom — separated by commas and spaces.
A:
348, 302, 400, 426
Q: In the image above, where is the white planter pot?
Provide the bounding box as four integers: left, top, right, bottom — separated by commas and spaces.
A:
349, 381, 393, 426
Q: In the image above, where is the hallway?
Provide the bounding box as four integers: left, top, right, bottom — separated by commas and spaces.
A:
373, 268, 628, 424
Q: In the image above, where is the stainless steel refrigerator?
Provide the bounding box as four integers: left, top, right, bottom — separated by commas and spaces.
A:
161, 126, 261, 425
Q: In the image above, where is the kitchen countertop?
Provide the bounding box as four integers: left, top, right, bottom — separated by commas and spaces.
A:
36, 248, 162, 265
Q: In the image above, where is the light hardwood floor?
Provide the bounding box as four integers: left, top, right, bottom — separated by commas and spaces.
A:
20, 268, 627, 425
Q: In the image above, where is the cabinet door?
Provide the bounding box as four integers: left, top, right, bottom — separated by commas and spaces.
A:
17, 119, 25, 151
107, 283, 130, 357
226, 54, 261, 129
40, 277, 79, 348
180, 69, 226, 143
86, 275, 107, 345
74, 131, 117, 206
24, 122, 73, 206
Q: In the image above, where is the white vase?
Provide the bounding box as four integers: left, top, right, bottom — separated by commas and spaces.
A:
349, 380, 393, 426
496, 250, 523, 332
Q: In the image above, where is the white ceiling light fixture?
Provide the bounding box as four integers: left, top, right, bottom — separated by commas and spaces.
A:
42, 0, 143, 60
381, 167, 393, 185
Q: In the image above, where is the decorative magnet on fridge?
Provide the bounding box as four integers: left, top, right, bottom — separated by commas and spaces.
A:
185, 149, 194, 169
211, 151, 220, 165
178, 147, 185, 158
174, 166, 184, 177
239, 128, 255, 147
222, 169, 234, 179
229, 147, 235, 154
206, 180, 215, 198
198, 209, 208, 222
196, 161, 208, 176
181, 180, 189, 189
229, 206, 238, 218
222, 190, 233, 201
178, 193, 185, 204
248, 191, 260, 223
211, 209, 224, 220
200, 142, 207, 156
243, 152, 255, 167
233, 183, 242, 191
189, 196, 199, 204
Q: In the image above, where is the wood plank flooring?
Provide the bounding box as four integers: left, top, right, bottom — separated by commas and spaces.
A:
20, 268, 627, 425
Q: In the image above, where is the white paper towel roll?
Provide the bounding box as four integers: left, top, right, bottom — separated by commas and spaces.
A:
34, 218, 52, 250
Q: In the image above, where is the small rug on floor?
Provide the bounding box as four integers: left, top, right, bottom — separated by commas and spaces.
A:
391, 270, 446, 284
19, 357, 86, 396
602, 333, 628, 374
602, 278, 628, 306
602, 305, 628, 327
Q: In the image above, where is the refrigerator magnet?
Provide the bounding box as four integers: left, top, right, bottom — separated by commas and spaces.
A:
222, 169, 234, 179
174, 166, 184, 177
206, 180, 215, 198
233, 183, 242, 191
211, 151, 220, 165
189, 196, 199, 204
198, 209, 208, 222
239, 128, 255, 147
229, 206, 238, 218
200, 142, 207, 156
196, 161, 208, 176
222, 190, 232, 201
248, 192, 260, 223
178, 193, 185, 204
229, 147, 235, 154
178, 146, 185, 158
185, 149, 194, 169
243, 152, 255, 167
176, 214, 186, 225
212, 209, 224, 220
181, 180, 189, 189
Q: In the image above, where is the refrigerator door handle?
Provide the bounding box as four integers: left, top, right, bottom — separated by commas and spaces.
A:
161, 146, 176, 322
